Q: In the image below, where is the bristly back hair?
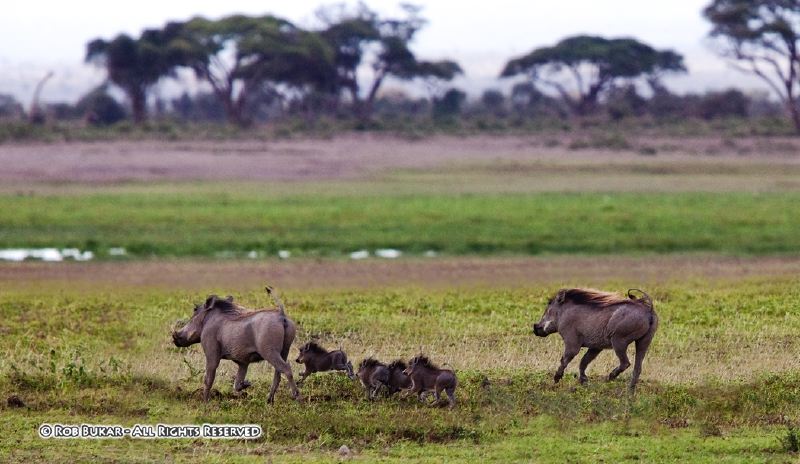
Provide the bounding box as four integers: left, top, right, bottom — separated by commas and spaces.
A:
300, 342, 328, 354
205, 295, 241, 314
203, 294, 277, 321
359, 357, 385, 369
553, 288, 648, 308
410, 355, 438, 370
387, 360, 407, 371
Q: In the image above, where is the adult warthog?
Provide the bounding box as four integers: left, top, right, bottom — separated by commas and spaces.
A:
172, 289, 300, 403
533, 288, 658, 392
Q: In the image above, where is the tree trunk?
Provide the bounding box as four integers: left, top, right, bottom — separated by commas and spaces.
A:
364, 75, 384, 113
223, 100, 240, 126
347, 85, 367, 120
129, 86, 147, 124
206, 68, 250, 127
789, 101, 800, 135
217, 87, 248, 127
575, 81, 604, 117
359, 70, 386, 122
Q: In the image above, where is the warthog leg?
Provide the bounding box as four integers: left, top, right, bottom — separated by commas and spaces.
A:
297, 370, 310, 386
608, 338, 632, 381
445, 387, 456, 409
554, 345, 580, 383
234, 364, 251, 392
578, 348, 602, 384
264, 350, 300, 403
331, 360, 355, 379
203, 357, 220, 402
630, 332, 655, 392
369, 384, 382, 399
267, 370, 282, 403
433, 386, 452, 408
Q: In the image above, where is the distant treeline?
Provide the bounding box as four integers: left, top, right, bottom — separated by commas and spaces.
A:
2, 1, 799, 133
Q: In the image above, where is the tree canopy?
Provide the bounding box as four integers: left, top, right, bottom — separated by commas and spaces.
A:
500, 35, 686, 115
176, 15, 336, 125
86, 24, 188, 122
85, 7, 460, 126
81, 6, 776, 128
319, 3, 462, 118
704, 0, 800, 132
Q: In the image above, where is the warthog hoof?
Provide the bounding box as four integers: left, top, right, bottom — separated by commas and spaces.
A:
553, 373, 563, 383
579, 376, 588, 385
235, 380, 252, 392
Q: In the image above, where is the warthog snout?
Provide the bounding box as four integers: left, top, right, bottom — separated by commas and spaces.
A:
171, 330, 191, 347
532, 323, 546, 337
171, 319, 195, 347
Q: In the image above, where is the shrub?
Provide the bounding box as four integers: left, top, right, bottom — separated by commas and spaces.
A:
76, 85, 126, 126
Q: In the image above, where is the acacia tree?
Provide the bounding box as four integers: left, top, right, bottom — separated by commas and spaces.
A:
704, 0, 800, 132
319, 4, 462, 119
177, 15, 335, 126
500, 35, 685, 116
86, 24, 186, 123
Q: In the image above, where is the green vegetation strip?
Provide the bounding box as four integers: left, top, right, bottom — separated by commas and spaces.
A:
0, 281, 799, 461
1, 191, 799, 257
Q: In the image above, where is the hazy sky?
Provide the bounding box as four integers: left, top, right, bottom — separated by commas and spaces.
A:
0, 0, 769, 104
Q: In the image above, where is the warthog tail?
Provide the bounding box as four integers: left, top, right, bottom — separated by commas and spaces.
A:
266, 285, 287, 317
628, 288, 656, 328
266, 285, 293, 357
627, 288, 653, 311
441, 362, 457, 374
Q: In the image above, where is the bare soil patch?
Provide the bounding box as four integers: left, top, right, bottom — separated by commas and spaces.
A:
1, 134, 799, 185
3, 255, 799, 291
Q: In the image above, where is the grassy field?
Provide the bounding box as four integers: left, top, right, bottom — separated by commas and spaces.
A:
1, 274, 799, 462
2, 137, 799, 461
2, 189, 800, 257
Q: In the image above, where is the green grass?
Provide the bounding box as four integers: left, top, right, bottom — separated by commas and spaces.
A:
2, 190, 800, 258
1, 278, 799, 462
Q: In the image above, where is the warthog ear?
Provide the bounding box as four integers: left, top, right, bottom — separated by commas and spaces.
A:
556, 289, 567, 304
225, 295, 234, 302
205, 295, 218, 309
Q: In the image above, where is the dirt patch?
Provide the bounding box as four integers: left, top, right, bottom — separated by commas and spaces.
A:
3, 255, 799, 291
1, 134, 799, 185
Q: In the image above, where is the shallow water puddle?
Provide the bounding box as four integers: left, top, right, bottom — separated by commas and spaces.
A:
375, 248, 402, 258
0, 248, 94, 262
0, 247, 435, 261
